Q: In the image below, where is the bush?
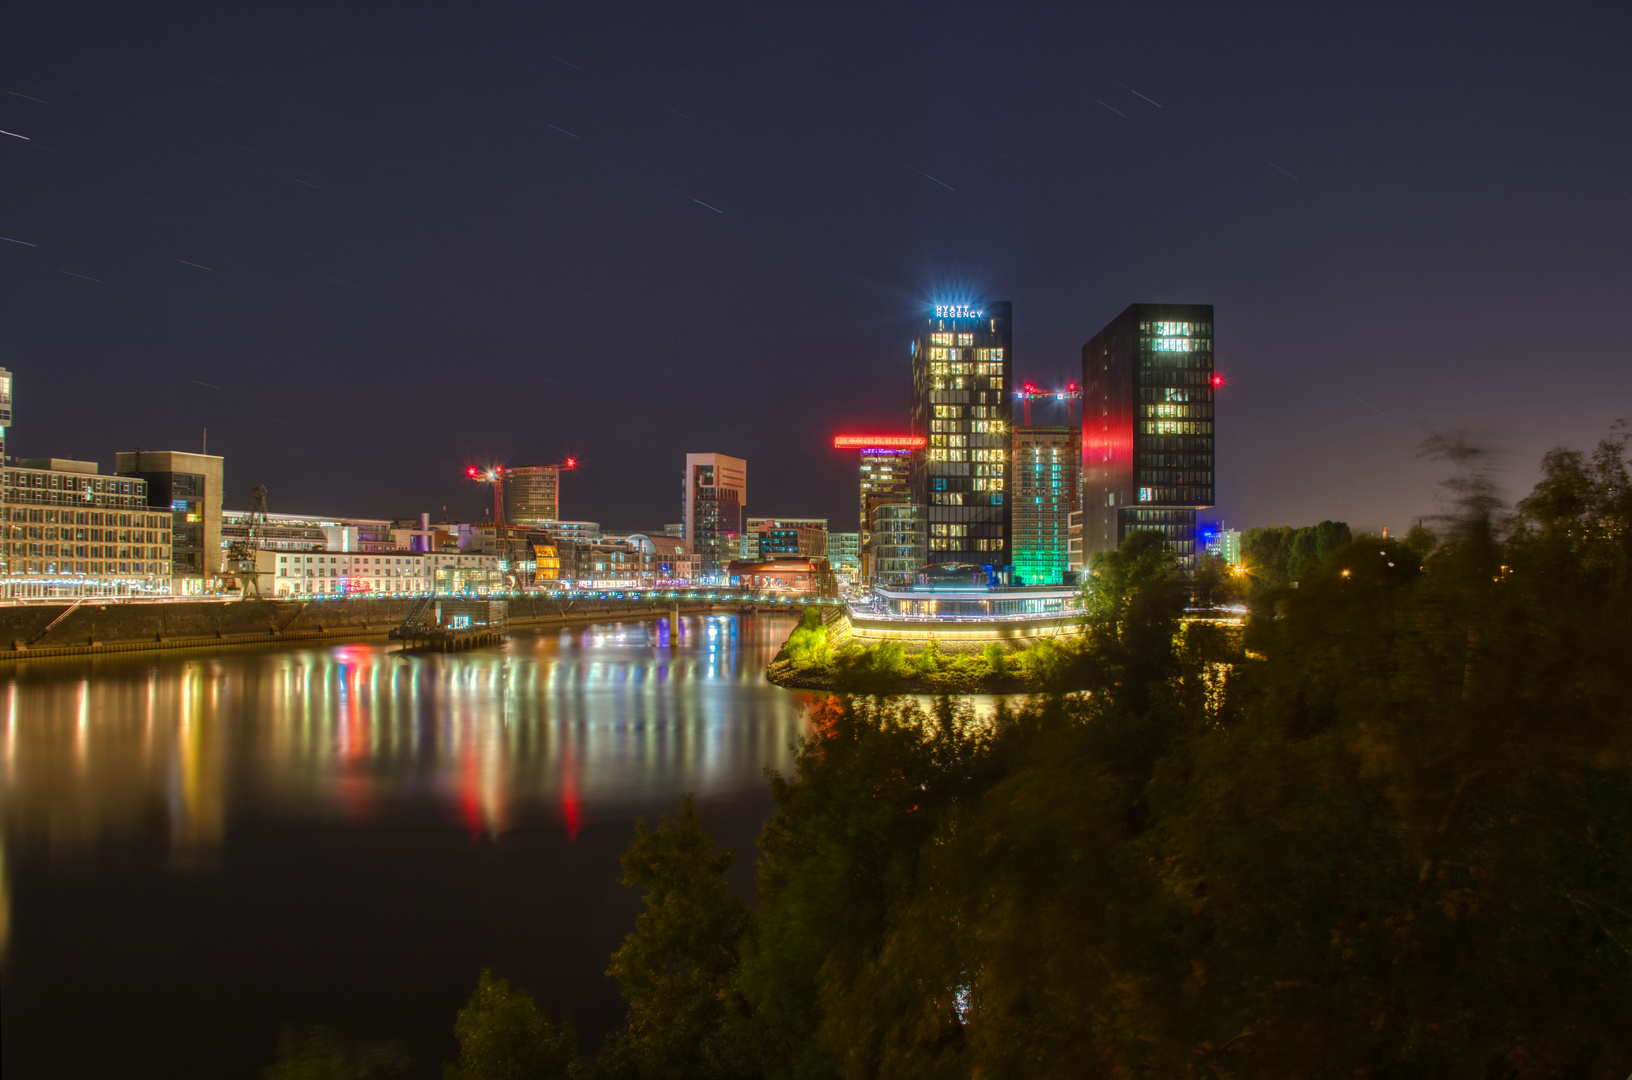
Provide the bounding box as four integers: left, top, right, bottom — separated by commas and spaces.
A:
982, 642, 1008, 676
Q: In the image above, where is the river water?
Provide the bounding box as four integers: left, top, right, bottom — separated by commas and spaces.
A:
0, 612, 810, 1079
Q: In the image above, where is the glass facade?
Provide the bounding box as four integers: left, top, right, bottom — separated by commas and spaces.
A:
505, 465, 560, 524
911, 302, 1013, 569
1011, 425, 1079, 585
1083, 303, 1215, 570
867, 502, 924, 587
873, 585, 1083, 620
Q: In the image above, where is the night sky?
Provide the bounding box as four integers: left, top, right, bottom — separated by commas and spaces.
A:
3, 0, 1628, 536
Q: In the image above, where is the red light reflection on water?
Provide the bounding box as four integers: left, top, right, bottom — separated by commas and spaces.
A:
560, 744, 581, 840
458, 740, 483, 839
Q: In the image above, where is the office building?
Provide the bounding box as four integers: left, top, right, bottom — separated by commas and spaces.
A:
833, 434, 919, 535
505, 464, 562, 524
1082, 304, 1215, 570
1067, 509, 1084, 577
627, 534, 698, 584
221, 510, 440, 556
683, 452, 746, 580
911, 301, 1012, 572
867, 501, 925, 587
1203, 526, 1241, 565
2, 458, 173, 598
829, 532, 860, 578
0, 367, 11, 464
1011, 425, 1080, 585
747, 516, 827, 560
117, 449, 226, 589
532, 520, 601, 546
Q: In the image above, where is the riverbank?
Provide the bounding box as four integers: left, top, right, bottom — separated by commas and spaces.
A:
764, 605, 1069, 694
0, 597, 733, 663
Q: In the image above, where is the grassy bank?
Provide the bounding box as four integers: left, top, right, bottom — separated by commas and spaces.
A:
765, 606, 1078, 694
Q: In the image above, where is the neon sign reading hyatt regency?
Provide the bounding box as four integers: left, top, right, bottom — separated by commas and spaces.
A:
934, 304, 983, 319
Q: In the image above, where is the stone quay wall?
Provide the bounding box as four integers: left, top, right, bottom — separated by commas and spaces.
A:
0, 596, 734, 662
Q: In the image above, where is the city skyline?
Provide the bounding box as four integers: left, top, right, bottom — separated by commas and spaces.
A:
3, 1, 1628, 538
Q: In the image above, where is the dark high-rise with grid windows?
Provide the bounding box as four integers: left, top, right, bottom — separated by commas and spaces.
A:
910, 301, 1012, 573
1081, 303, 1216, 571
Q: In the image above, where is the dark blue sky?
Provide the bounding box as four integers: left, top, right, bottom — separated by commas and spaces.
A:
3, 0, 1628, 534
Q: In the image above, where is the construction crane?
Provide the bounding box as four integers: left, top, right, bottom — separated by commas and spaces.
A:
218, 484, 269, 598
1013, 381, 1083, 426
467, 464, 508, 526
465, 458, 579, 526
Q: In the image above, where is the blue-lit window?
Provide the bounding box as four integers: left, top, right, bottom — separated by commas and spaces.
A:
992, 494, 1003, 505
932, 478, 948, 491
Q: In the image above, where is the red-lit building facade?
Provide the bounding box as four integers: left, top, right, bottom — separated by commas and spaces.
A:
1081, 303, 1215, 570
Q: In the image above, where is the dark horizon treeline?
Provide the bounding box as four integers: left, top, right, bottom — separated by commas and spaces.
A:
270, 434, 1632, 1079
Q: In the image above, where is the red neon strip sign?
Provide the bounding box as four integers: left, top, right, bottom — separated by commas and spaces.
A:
833, 435, 926, 449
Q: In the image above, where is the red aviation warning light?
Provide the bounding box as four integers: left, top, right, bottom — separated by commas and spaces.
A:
1013, 382, 1082, 425
465, 462, 507, 525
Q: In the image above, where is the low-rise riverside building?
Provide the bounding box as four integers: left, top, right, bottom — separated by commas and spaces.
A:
728, 556, 837, 598
271, 550, 433, 596
846, 562, 1084, 642
2, 458, 173, 598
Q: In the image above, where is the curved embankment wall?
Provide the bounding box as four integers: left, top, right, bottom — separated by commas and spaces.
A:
0, 597, 734, 663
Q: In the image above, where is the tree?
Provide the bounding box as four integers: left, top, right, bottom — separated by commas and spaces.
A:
444, 970, 576, 1080
596, 795, 751, 1080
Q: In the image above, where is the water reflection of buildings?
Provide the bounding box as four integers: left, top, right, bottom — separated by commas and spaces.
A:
0, 614, 809, 941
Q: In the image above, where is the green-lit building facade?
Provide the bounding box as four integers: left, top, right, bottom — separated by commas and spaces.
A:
1011, 424, 1079, 585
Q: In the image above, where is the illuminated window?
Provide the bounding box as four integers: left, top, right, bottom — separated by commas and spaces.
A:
930, 333, 954, 345
956, 333, 974, 346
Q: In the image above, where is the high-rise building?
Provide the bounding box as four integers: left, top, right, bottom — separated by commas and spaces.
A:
832, 435, 921, 582
117, 449, 226, 588
867, 502, 925, 586
911, 301, 1012, 571
1011, 425, 1080, 585
683, 452, 746, 580
505, 464, 561, 524
1081, 303, 1216, 570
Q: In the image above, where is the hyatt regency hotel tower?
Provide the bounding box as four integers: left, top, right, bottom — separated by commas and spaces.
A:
911, 301, 1013, 571
1082, 303, 1215, 569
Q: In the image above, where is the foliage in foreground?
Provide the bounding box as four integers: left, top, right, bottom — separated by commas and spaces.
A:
276, 434, 1632, 1078
626, 434, 1631, 1078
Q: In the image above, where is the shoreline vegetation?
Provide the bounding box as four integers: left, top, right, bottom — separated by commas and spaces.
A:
267, 434, 1632, 1080
764, 609, 1077, 695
